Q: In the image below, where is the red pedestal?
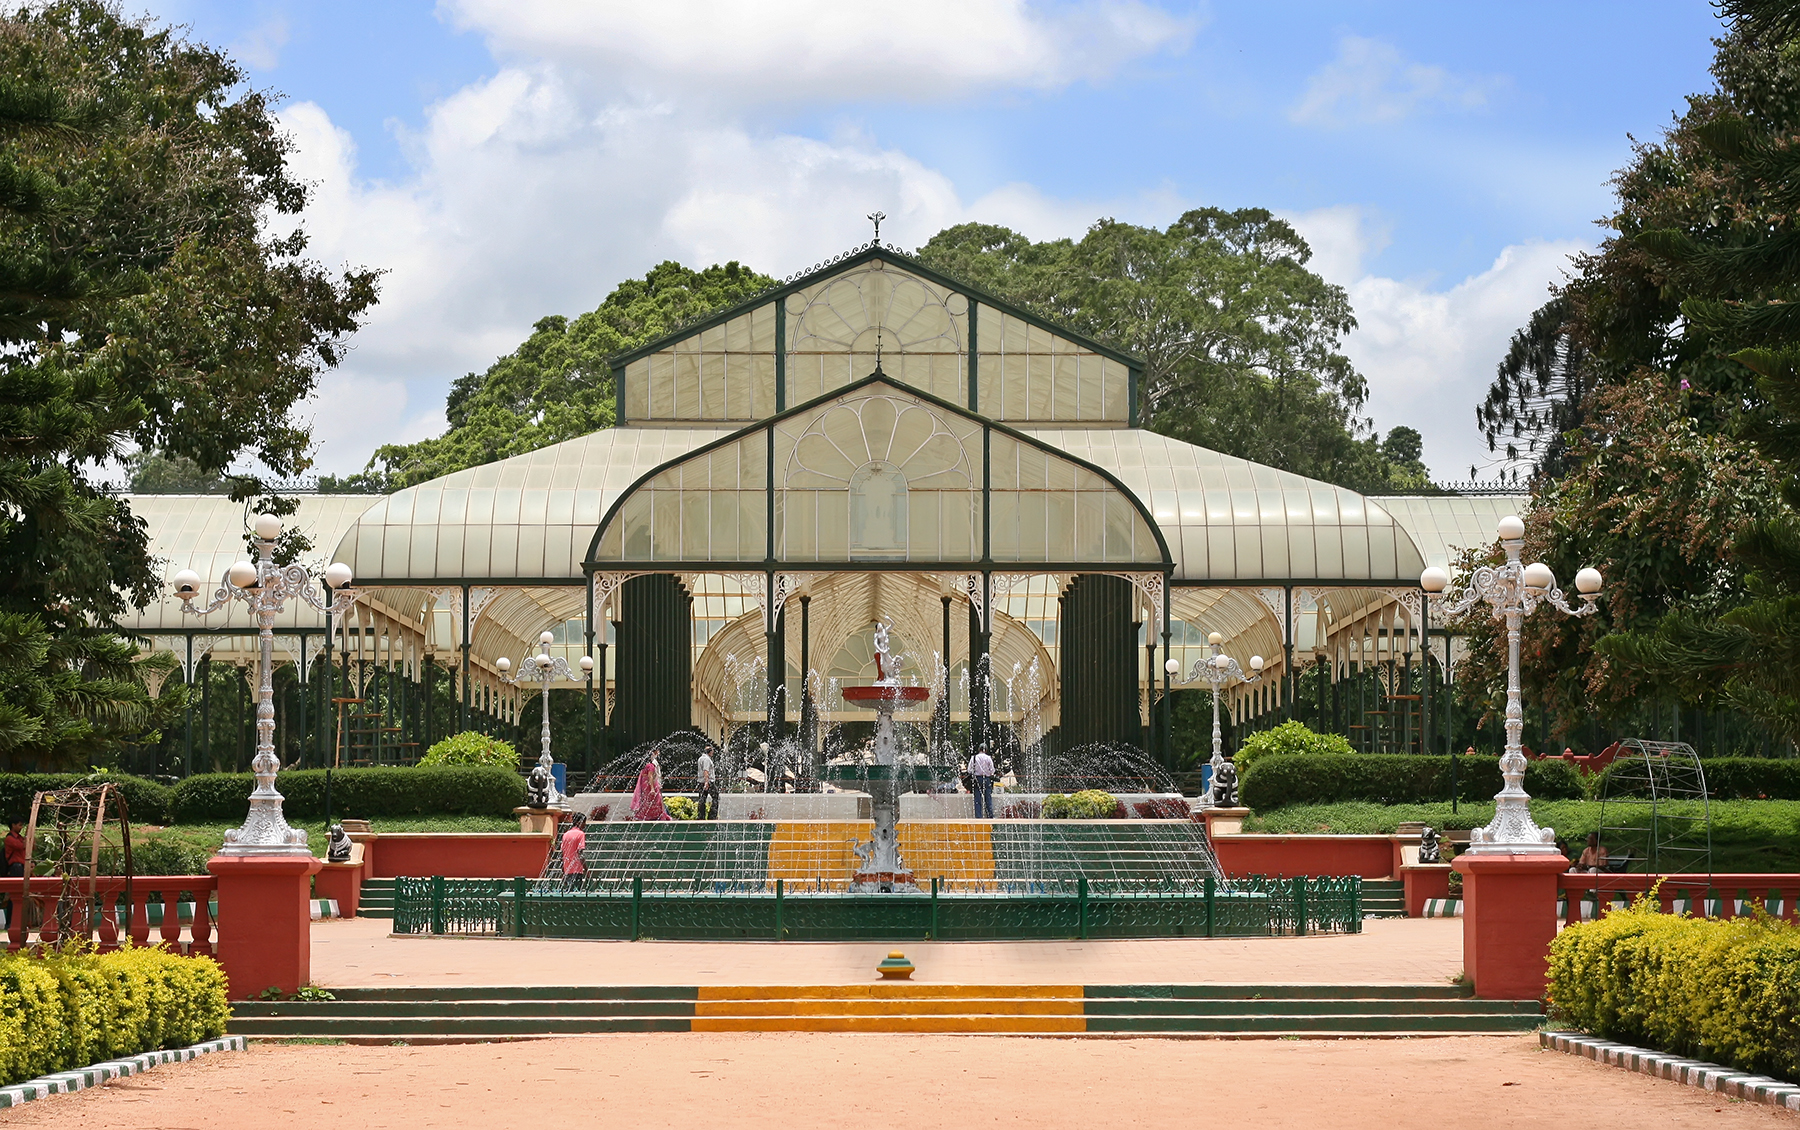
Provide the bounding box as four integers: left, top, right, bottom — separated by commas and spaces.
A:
315, 860, 364, 918
1453, 852, 1568, 1000
1402, 863, 1452, 916
207, 854, 322, 999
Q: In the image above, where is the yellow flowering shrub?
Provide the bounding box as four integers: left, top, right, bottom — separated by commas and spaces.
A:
0, 945, 230, 1086
1547, 897, 1800, 1082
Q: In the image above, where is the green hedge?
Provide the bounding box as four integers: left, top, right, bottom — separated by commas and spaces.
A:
1595, 757, 1800, 801
1239, 752, 1584, 810
1546, 900, 1800, 1083
0, 946, 230, 1086
0, 774, 172, 825
168, 766, 524, 824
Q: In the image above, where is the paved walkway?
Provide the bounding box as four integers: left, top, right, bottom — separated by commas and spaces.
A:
310, 915, 1465, 987
7, 1035, 1793, 1130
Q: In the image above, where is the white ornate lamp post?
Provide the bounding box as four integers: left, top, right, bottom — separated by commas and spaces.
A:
1185, 632, 1264, 806
171, 514, 357, 857
1420, 514, 1602, 854
497, 631, 593, 806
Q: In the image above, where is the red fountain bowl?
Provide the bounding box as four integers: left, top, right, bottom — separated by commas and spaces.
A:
841, 684, 932, 707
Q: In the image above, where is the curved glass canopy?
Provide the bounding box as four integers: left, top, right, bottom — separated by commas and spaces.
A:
589, 378, 1168, 569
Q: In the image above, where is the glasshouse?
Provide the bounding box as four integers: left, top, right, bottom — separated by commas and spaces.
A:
123, 244, 1519, 781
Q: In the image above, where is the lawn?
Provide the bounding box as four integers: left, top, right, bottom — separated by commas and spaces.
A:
1241, 799, 1800, 872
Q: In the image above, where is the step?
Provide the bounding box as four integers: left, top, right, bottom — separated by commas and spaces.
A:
227, 983, 1541, 1039
1083, 1012, 1541, 1034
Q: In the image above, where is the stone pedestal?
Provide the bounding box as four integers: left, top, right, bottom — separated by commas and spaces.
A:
315, 842, 366, 918
1453, 852, 1568, 999
514, 807, 562, 835
1401, 862, 1452, 916
1202, 807, 1251, 837
207, 854, 322, 999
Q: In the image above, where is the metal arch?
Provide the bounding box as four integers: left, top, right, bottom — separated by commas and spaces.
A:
588, 571, 649, 622
1100, 572, 1166, 640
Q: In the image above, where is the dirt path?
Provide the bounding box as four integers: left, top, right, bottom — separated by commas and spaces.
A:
4, 1035, 1791, 1130
311, 914, 1465, 987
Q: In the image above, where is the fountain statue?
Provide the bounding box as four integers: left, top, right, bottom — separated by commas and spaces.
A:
840, 620, 931, 892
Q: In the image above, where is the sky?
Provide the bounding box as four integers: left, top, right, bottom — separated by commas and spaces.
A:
138, 0, 1724, 483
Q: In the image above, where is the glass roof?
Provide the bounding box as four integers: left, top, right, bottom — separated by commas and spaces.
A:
618, 252, 1135, 428
1369, 494, 1527, 570
1034, 429, 1429, 584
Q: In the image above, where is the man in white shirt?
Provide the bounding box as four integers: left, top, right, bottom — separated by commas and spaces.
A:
969, 744, 996, 819
697, 749, 719, 820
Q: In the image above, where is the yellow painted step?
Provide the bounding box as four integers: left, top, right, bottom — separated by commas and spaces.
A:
898, 821, 995, 882
691, 1014, 1087, 1034
698, 984, 1081, 1001
766, 821, 872, 883
695, 997, 1083, 1017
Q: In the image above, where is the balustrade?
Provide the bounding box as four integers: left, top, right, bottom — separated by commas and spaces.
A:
1, 876, 216, 955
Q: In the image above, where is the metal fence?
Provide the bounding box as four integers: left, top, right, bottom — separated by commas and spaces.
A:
391, 874, 1362, 942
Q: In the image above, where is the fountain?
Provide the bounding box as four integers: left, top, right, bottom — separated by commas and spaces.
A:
837, 620, 931, 892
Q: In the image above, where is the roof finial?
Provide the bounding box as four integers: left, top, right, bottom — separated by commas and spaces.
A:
867, 210, 885, 246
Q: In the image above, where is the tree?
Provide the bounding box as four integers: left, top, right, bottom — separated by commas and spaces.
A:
918, 211, 1418, 494
0, 3, 378, 768
1457, 7, 1799, 746
345, 261, 773, 491
1594, 0, 1800, 747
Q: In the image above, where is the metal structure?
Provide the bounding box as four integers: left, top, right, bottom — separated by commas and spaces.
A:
394, 874, 1364, 941
497, 630, 594, 805
172, 513, 358, 856
1422, 515, 1601, 854
22, 782, 132, 948
1596, 740, 1712, 876
1184, 632, 1263, 806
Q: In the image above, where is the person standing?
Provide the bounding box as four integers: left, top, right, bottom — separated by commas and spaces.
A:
560, 812, 587, 890
631, 747, 671, 821
969, 744, 996, 820
3, 821, 25, 877
696, 747, 719, 820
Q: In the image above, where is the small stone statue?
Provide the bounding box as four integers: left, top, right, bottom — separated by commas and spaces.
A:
326, 823, 352, 863
1210, 760, 1239, 808
526, 762, 555, 808
1418, 826, 1441, 864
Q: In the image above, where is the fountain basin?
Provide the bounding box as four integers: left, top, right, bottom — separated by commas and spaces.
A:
841, 684, 932, 707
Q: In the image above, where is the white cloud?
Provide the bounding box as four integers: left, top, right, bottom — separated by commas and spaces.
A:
229, 12, 288, 71
1290, 35, 1502, 128
1284, 205, 1585, 481
441, 0, 1196, 104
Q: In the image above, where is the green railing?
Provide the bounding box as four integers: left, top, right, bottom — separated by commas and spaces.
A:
391, 875, 1363, 941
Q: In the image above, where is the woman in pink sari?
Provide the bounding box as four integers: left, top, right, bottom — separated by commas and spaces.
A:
630, 748, 670, 821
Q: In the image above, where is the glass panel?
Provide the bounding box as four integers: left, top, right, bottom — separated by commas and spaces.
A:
785, 260, 966, 405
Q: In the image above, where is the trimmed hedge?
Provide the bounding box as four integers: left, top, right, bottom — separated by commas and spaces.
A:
1597, 757, 1800, 801
1546, 900, 1800, 1083
0, 946, 230, 1086
1239, 751, 1584, 810
0, 774, 172, 825
168, 766, 525, 824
